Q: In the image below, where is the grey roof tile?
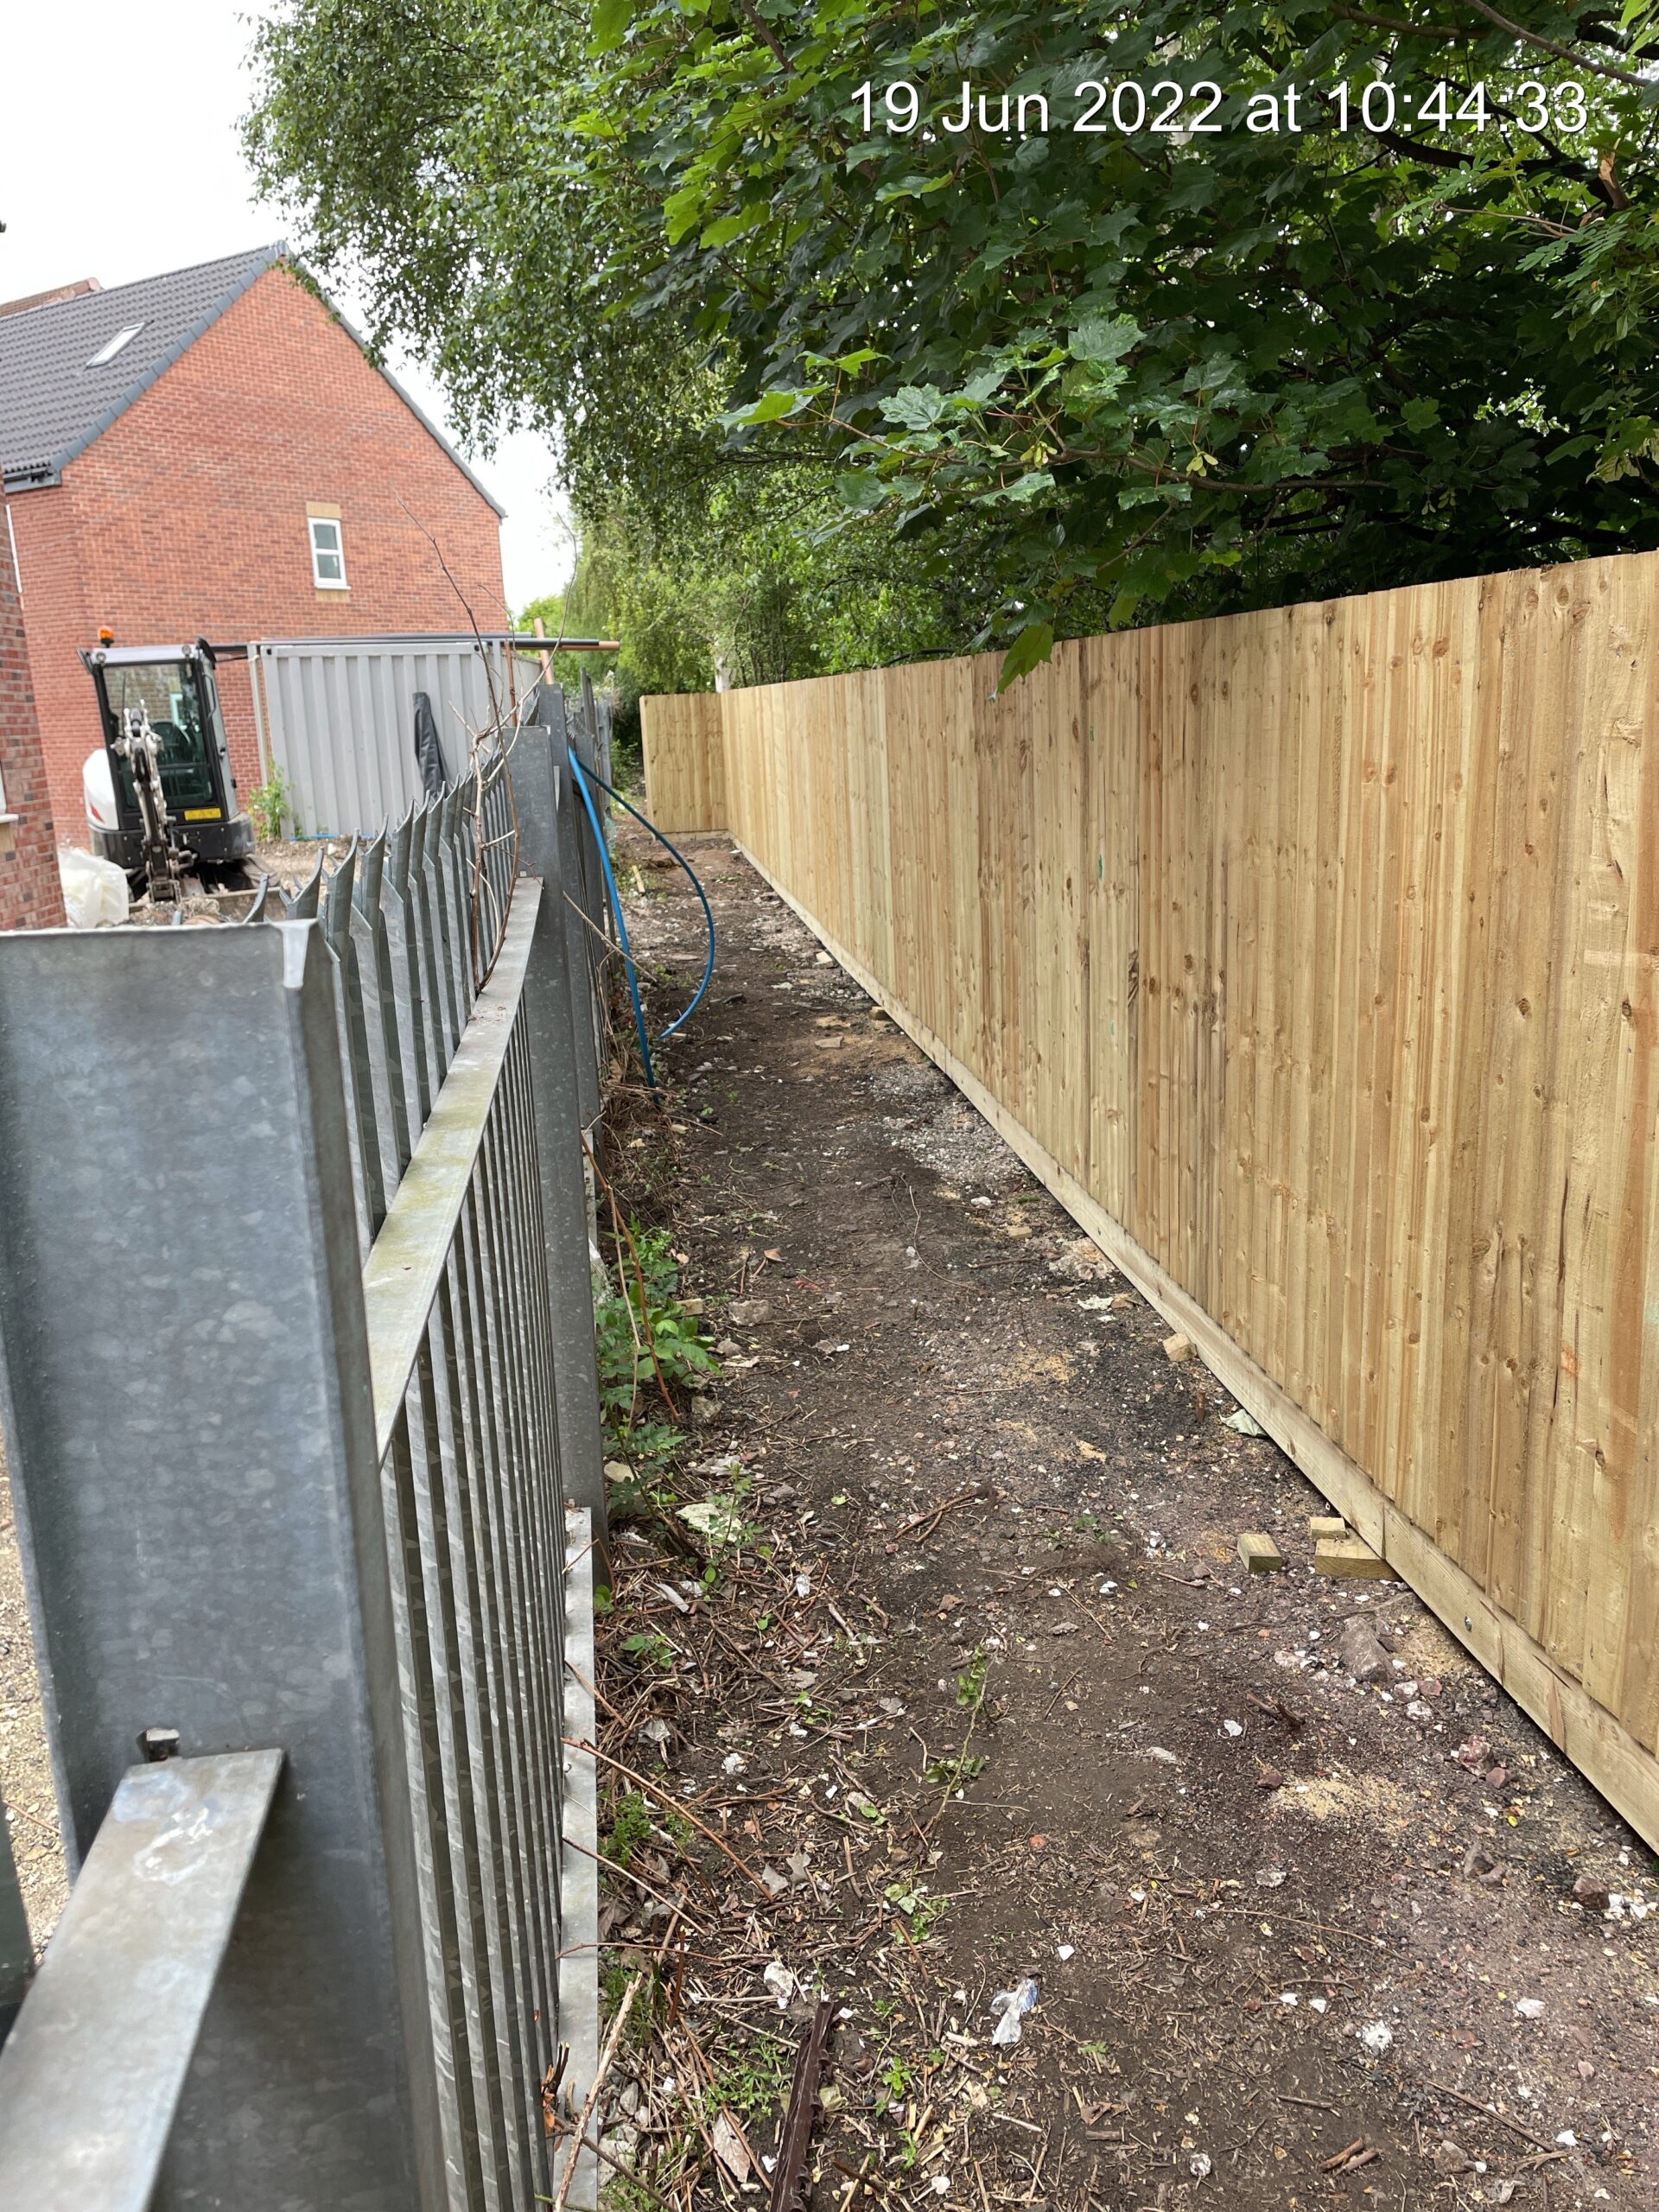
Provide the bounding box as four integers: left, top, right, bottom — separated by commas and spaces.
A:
0, 245, 283, 487
0, 244, 505, 517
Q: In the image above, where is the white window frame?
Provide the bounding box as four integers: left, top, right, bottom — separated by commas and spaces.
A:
308, 514, 348, 589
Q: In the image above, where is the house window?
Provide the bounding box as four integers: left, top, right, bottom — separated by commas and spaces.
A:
308, 515, 347, 588
85, 323, 143, 368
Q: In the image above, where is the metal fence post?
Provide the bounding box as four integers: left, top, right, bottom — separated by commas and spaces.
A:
0, 923, 444, 2209
514, 721, 610, 1543
533, 686, 605, 1128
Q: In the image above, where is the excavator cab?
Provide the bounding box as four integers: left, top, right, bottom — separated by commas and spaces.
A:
80, 637, 257, 892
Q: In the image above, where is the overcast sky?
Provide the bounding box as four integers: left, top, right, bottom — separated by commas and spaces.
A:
0, 0, 573, 611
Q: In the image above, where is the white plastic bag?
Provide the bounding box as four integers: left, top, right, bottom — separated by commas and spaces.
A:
58, 846, 130, 930
988, 1976, 1040, 2047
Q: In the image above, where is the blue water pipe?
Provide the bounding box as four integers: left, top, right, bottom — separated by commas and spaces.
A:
580, 764, 716, 1040
566, 750, 718, 1090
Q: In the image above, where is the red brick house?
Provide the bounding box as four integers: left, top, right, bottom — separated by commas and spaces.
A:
0, 246, 507, 841
0, 527, 63, 930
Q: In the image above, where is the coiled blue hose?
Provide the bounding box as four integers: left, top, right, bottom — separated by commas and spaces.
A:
567, 749, 719, 1091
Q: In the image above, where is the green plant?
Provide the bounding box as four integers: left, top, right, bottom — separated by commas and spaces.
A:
884, 1881, 949, 1942
620, 1630, 676, 1674
595, 1225, 718, 1428
603, 1425, 683, 1523
677, 1479, 757, 1552
875, 2053, 912, 2113
603, 1791, 655, 1872
709, 2036, 793, 2122
924, 1752, 988, 1789
247, 764, 295, 842
956, 1650, 989, 1713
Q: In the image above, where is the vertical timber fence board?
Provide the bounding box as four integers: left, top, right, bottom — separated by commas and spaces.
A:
641, 692, 730, 835
709, 550, 1659, 1851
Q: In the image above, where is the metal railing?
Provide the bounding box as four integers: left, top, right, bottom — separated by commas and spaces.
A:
0, 699, 611, 2209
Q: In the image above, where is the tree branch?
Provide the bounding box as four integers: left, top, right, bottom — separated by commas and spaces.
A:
1462, 0, 1656, 86
1329, 5, 1469, 39
735, 0, 791, 73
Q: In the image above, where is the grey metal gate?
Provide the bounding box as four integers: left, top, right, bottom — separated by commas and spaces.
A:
0, 710, 608, 2209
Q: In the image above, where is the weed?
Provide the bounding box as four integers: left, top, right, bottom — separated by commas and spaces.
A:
709, 2035, 792, 2122
620, 1629, 676, 1673
247, 764, 296, 842
875, 2053, 912, 2113
677, 1482, 757, 1549
923, 1752, 988, 1789
593, 1222, 720, 1522
956, 1649, 989, 1712
884, 1881, 948, 1941
604, 1790, 655, 1872
597, 2175, 658, 2212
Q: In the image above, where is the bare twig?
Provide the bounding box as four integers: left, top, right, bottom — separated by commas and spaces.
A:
550, 1971, 645, 2212
565, 1738, 778, 1900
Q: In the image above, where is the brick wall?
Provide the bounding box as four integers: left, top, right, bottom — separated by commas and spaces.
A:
0, 528, 64, 929
9, 264, 507, 837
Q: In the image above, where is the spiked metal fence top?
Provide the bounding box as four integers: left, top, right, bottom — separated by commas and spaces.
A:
239, 744, 520, 1252
0, 707, 605, 2210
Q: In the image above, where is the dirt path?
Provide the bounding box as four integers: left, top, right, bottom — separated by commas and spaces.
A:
591, 830, 1659, 2212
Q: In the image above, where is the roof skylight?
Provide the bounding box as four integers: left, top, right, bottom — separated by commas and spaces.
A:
85, 323, 143, 368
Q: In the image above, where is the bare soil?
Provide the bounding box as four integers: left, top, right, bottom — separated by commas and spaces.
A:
584, 829, 1659, 2212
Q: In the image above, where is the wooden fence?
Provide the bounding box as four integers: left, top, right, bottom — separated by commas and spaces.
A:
641, 550, 1659, 1849
640, 691, 728, 834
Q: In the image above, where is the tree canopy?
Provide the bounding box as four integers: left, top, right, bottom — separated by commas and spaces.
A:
248, 1, 1659, 676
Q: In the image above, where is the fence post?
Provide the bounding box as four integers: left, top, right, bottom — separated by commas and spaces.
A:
0, 923, 444, 2209
513, 721, 611, 1543
533, 686, 606, 1127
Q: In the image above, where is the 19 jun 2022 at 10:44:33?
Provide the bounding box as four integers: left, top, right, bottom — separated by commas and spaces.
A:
851, 71, 1592, 141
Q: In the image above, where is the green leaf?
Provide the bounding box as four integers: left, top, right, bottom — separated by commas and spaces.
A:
957, 365, 1008, 405
743, 387, 814, 424
702, 204, 766, 249
996, 622, 1056, 693
836, 470, 887, 510
662, 183, 705, 246
1070, 314, 1140, 366
1401, 397, 1441, 433
591, 0, 632, 52
881, 385, 947, 430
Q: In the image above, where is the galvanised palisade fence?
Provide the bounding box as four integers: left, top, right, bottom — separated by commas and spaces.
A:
0, 694, 611, 2210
